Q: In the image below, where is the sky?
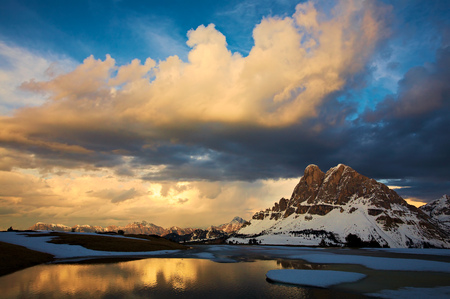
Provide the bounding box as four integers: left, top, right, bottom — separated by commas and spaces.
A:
0, 0, 449, 230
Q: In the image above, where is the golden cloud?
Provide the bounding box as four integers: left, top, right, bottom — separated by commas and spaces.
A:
0, 1, 388, 156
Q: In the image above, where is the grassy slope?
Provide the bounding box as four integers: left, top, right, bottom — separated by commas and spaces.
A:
26, 232, 188, 251
0, 241, 54, 276
0, 231, 187, 276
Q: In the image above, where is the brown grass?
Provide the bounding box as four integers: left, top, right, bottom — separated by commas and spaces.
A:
25, 232, 187, 252
0, 232, 187, 276
0, 241, 54, 276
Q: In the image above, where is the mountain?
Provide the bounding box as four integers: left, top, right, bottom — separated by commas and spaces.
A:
165, 217, 248, 243
72, 224, 106, 233
28, 217, 246, 239
420, 195, 450, 228
208, 216, 248, 233
115, 221, 168, 235
29, 221, 186, 235
165, 226, 196, 236
30, 222, 72, 232
230, 164, 450, 248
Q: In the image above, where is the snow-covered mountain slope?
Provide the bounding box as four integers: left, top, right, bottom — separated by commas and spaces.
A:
420, 195, 450, 228
30, 222, 73, 232
230, 164, 450, 248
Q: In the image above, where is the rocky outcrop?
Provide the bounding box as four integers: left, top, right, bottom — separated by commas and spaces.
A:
289, 164, 405, 212
232, 164, 450, 248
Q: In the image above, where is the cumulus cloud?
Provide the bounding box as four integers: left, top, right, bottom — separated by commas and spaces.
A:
1, 0, 386, 134
0, 1, 390, 183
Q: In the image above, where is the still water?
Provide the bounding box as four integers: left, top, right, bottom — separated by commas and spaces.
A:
0, 258, 363, 298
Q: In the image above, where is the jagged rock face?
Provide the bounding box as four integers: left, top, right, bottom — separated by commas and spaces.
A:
235, 164, 450, 248
420, 195, 450, 228
290, 164, 325, 204
261, 164, 408, 220
288, 164, 405, 212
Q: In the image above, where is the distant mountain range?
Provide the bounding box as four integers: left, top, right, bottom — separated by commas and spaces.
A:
29, 216, 248, 241
420, 195, 450, 228
230, 164, 450, 248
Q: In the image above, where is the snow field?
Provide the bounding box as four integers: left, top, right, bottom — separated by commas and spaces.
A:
0, 232, 179, 259
235, 196, 450, 248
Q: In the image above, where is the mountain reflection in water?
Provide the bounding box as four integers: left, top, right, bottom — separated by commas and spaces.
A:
0, 258, 355, 298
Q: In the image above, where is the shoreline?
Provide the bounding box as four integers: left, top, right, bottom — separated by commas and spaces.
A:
2, 230, 450, 277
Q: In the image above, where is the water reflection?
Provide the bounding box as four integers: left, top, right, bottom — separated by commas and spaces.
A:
0, 258, 344, 299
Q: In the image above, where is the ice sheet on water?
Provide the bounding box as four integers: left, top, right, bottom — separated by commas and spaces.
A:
266, 269, 366, 287
367, 248, 450, 256
194, 252, 216, 259
367, 286, 450, 298
289, 253, 450, 273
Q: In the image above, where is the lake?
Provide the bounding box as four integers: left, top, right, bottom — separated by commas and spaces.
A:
1, 245, 449, 298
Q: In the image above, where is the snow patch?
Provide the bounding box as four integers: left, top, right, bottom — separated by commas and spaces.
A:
289, 253, 450, 273
0, 232, 179, 259
266, 269, 366, 287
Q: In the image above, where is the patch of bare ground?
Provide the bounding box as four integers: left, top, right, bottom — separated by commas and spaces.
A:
0, 241, 54, 276
25, 232, 188, 252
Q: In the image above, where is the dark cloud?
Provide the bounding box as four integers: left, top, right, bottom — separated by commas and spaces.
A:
383, 178, 450, 202
366, 47, 450, 121
335, 46, 450, 200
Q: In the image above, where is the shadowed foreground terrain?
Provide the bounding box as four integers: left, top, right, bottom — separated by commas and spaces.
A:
0, 242, 54, 276
26, 232, 187, 252
0, 231, 187, 276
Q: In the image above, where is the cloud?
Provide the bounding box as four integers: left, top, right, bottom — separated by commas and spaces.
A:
91, 187, 140, 204
0, 1, 389, 183
324, 45, 450, 201
177, 198, 189, 204
3, 0, 449, 228
365, 46, 450, 121
0, 166, 299, 229
2, 0, 386, 135
0, 41, 76, 115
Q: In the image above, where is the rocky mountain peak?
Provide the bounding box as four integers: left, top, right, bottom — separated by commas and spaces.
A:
289, 163, 406, 209
230, 216, 246, 224
290, 164, 325, 205
242, 163, 449, 248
